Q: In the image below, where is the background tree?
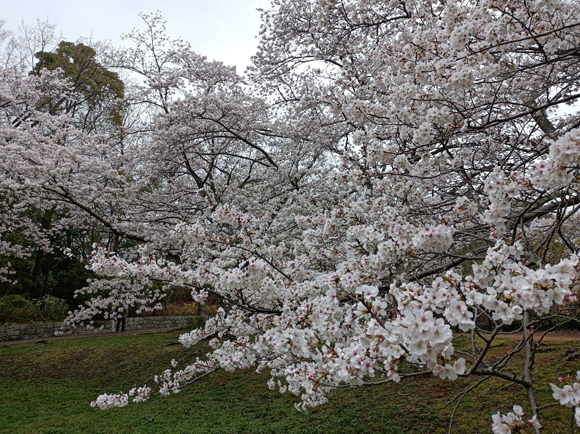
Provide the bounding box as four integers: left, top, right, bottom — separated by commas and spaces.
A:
0, 34, 129, 303
33, 40, 125, 130
0, 17, 60, 69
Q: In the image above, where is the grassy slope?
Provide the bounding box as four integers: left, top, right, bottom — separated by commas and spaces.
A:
0, 332, 577, 434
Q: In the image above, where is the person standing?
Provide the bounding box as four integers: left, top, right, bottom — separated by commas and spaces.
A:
116, 306, 128, 332
110, 306, 118, 333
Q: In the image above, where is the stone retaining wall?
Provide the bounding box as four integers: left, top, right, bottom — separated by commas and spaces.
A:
0, 315, 196, 342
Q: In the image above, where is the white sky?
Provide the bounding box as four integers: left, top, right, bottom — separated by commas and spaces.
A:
0, 0, 271, 72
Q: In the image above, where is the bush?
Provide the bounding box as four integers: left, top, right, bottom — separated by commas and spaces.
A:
34, 295, 69, 322
162, 301, 199, 316
166, 286, 193, 303
0, 294, 69, 324
0, 295, 39, 324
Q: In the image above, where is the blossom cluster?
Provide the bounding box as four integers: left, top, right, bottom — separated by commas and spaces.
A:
90, 393, 129, 410
491, 405, 541, 434
412, 224, 454, 253
530, 129, 580, 190
551, 371, 580, 428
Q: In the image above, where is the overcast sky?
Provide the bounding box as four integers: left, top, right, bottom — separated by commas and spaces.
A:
0, 0, 271, 72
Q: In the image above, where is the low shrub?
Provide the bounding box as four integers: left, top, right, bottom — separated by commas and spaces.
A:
0, 294, 69, 324
204, 303, 220, 316
0, 295, 39, 324
162, 301, 199, 316
34, 295, 69, 322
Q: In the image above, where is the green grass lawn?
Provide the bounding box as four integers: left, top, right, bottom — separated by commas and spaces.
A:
0, 331, 577, 433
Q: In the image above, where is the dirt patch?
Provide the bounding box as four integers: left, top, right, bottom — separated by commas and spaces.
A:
481, 330, 580, 342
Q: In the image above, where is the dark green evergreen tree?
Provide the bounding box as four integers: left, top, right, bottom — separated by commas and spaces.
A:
34, 41, 125, 130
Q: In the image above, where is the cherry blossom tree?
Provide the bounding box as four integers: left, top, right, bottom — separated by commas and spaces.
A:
0, 17, 60, 69
66, 11, 338, 320
0, 18, 137, 295
3, 1, 580, 432
0, 56, 139, 298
